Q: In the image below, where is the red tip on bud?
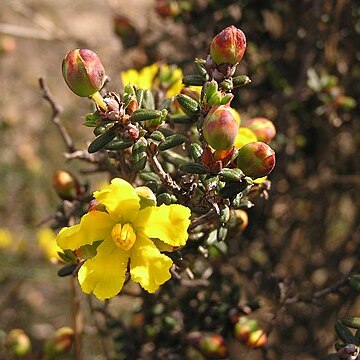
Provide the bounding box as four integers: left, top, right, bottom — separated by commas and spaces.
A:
210, 26, 246, 65
236, 142, 275, 178
62, 49, 105, 97
245, 117, 276, 144
203, 105, 240, 150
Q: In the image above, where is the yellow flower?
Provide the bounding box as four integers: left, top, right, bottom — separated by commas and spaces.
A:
121, 64, 159, 91
120, 64, 184, 98
37, 228, 63, 263
56, 178, 191, 300
0, 228, 12, 249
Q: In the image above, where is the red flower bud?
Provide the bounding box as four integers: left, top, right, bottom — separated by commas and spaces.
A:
210, 26, 246, 65
236, 142, 275, 178
203, 105, 240, 150
245, 117, 276, 144
62, 49, 105, 97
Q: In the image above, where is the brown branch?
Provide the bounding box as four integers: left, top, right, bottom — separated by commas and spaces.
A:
71, 276, 83, 360
147, 149, 181, 193
188, 209, 217, 231
39, 77, 75, 152
87, 297, 115, 360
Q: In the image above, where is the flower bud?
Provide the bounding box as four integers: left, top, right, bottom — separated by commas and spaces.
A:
188, 332, 228, 359
234, 209, 249, 231
236, 142, 275, 178
246, 329, 267, 348
62, 49, 105, 97
245, 117, 276, 144
44, 327, 74, 358
5, 329, 31, 358
234, 317, 258, 342
210, 26, 246, 65
203, 105, 240, 150
53, 170, 80, 200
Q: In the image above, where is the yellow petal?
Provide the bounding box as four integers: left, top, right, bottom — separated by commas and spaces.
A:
139, 64, 159, 90
94, 178, 140, 223
135, 204, 191, 247
78, 237, 129, 300
0, 228, 12, 249
121, 69, 140, 88
130, 232, 172, 293
37, 228, 63, 263
234, 127, 257, 149
56, 211, 114, 250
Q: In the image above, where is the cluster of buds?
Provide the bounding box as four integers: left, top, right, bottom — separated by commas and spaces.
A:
234, 317, 268, 348
155, 0, 193, 19
60, 24, 277, 252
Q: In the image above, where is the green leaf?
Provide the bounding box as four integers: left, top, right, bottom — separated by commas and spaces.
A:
158, 134, 186, 151
142, 89, 155, 110
79, 240, 103, 259
189, 143, 203, 162
219, 168, 245, 182
84, 112, 101, 127
130, 109, 163, 122
335, 320, 355, 343
176, 94, 200, 116
182, 74, 206, 86
57, 263, 77, 277
233, 75, 251, 88
132, 137, 148, 170
180, 162, 207, 174
105, 139, 134, 150
139, 171, 161, 183
88, 127, 117, 153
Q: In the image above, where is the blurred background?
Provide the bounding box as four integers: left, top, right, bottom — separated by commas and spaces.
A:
0, 0, 359, 359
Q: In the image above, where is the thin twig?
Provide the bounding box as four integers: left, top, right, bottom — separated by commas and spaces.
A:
39, 77, 75, 152
71, 276, 82, 360
147, 149, 181, 193
188, 209, 216, 231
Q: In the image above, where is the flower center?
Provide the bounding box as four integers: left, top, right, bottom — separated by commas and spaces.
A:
111, 223, 136, 251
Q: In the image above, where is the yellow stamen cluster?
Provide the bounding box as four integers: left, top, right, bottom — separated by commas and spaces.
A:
111, 223, 136, 251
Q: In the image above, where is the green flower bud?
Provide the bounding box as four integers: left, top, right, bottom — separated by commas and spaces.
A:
5, 329, 31, 358
210, 26, 246, 65
203, 105, 240, 150
62, 49, 105, 97
236, 142, 275, 178
245, 117, 276, 144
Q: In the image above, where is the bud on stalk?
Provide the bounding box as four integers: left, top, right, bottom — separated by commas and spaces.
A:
62, 49, 107, 110
203, 105, 240, 150
236, 142, 275, 178
245, 117, 276, 144
210, 26, 246, 65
